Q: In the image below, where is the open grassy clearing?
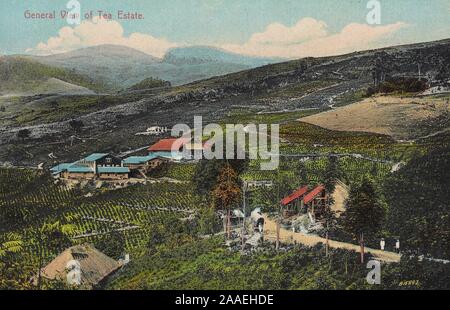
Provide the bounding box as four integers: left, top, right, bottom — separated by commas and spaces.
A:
300, 95, 450, 140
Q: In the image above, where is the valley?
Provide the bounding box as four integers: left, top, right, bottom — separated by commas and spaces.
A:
1, 37, 449, 291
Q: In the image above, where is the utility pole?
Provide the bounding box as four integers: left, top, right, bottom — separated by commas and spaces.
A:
276, 219, 280, 251
242, 181, 246, 234
241, 182, 246, 251
325, 222, 329, 257
360, 232, 365, 264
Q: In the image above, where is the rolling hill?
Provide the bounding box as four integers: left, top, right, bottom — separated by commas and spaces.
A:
0, 56, 102, 96
27, 45, 283, 90
2, 38, 450, 166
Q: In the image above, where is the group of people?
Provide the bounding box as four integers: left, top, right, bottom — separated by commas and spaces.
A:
380, 238, 400, 253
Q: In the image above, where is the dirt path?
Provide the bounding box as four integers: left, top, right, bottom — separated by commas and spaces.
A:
263, 216, 401, 263
330, 181, 348, 216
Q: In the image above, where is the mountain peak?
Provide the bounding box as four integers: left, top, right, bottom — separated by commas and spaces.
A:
163, 45, 282, 66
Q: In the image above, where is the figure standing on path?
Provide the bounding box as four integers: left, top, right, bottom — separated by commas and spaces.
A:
395, 239, 400, 253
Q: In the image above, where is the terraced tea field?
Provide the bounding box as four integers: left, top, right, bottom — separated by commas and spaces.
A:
0, 168, 205, 263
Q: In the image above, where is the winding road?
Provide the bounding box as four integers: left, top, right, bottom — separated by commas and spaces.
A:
263, 215, 401, 263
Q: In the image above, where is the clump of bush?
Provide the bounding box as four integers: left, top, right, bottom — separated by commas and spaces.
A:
367, 76, 428, 96
127, 77, 171, 91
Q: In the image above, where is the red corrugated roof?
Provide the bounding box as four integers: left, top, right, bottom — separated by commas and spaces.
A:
281, 186, 309, 206
303, 185, 325, 204
148, 138, 190, 152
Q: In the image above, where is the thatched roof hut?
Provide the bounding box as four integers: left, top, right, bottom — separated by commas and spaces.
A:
41, 244, 122, 288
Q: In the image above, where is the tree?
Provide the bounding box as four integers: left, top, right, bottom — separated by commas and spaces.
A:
197, 206, 220, 235
0, 233, 34, 290
295, 161, 308, 185
323, 155, 341, 194
17, 129, 31, 141
146, 223, 166, 253
384, 145, 450, 259
342, 177, 385, 245
212, 164, 242, 211
69, 119, 84, 133
0, 233, 23, 274
34, 220, 76, 289
94, 231, 125, 260
193, 158, 247, 195
211, 164, 241, 238
275, 173, 297, 199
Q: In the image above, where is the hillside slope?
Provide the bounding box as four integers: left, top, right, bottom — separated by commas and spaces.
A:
0, 56, 101, 96
300, 95, 450, 140
163, 46, 280, 66
2, 38, 450, 166
28, 45, 283, 89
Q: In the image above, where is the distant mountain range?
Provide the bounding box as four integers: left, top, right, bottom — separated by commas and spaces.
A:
162, 46, 279, 67
14, 45, 282, 93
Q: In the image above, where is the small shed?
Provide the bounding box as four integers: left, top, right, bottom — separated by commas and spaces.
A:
280, 186, 309, 217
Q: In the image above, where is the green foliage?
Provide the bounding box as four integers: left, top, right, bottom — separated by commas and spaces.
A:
94, 231, 126, 260
367, 77, 428, 96
148, 162, 196, 181
197, 207, 221, 235
17, 129, 31, 141
342, 177, 386, 243
193, 159, 247, 195
0, 168, 205, 288
323, 156, 341, 193
68, 119, 84, 133
211, 165, 241, 211
0, 56, 104, 93
9, 94, 149, 127
105, 237, 449, 290
384, 144, 450, 259
127, 77, 170, 91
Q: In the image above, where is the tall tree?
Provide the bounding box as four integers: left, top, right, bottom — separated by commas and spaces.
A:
295, 161, 308, 185
323, 155, 341, 194
212, 164, 241, 211
193, 158, 247, 195
211, 164, 241, 238
342, 177, 385, 244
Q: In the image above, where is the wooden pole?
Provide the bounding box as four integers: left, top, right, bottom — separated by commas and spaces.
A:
276, 220, 280, 251
360, 232, 365, 264
325, 221, 329, 257
227, 209, 231, 239
223, 213, 227, 241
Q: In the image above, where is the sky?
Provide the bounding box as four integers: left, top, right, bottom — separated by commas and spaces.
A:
0, 0, 450, 59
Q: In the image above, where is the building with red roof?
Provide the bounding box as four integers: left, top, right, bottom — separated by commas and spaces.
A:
280, 186, 309, 217
148, 138, 190, 152
280, 184, 329, 220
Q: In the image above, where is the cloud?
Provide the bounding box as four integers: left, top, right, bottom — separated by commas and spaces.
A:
26, 17, 178, 58
26, 16, 407, 60
221, 18, 407, 59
